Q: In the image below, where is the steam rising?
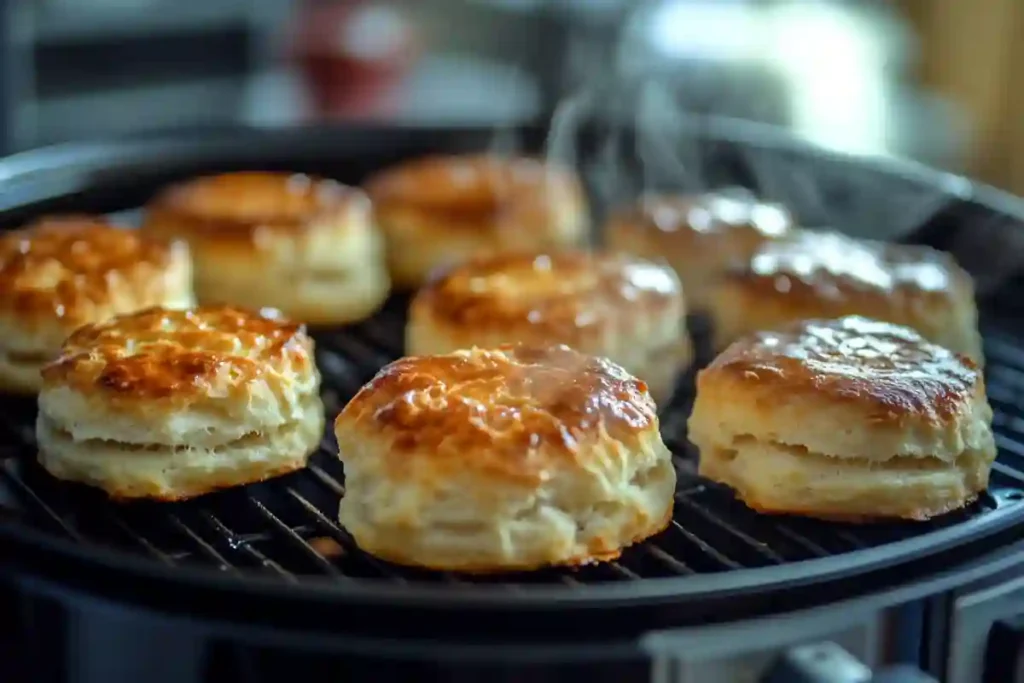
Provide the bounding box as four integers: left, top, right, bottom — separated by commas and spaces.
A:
488, 3, 988, 284
634, 80, 704, 195
543, 75, 709, 222
487, 63, 526, 158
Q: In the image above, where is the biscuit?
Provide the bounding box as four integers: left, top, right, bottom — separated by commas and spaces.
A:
142, 171, 389, 325
710, 230, 983, 362
334, 344, 676, 572
36, 306, 324, 500
406, 250, 691, 405
688, 316, 996, 521
0, 215, 193, 394
365, 155, 589, 289
605, 190, 793, 313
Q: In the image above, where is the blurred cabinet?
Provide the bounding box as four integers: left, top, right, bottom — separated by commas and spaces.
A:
5, 0, 292, 149
900, 0, 1024, 194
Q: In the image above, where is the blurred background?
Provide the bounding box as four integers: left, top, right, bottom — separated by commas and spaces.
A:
0, 0, 1020, 194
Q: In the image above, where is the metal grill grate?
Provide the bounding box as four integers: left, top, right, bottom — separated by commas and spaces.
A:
1, 295, 1023, 587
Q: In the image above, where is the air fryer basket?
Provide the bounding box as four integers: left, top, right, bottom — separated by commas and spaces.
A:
1, 120, 1024, 640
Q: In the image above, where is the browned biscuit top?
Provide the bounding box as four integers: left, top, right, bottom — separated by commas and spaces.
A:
335, 344, 657, 485
706, 315, 979, 423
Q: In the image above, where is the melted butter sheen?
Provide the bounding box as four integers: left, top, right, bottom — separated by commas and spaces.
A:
631, 191, 792, 238
0, 216, 181, 320
43, 306, 311, 399
420, 251, 681, 332
342, 345, 656, 481
147, 171, 363, 236
746, 231, 955, 297
713, 315, 978, 418
365, 154, 580, 219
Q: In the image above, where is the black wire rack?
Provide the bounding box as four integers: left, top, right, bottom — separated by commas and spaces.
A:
1, 295, 1023, 588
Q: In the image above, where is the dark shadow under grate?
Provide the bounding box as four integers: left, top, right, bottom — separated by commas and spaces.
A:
1, 295, 1023, 587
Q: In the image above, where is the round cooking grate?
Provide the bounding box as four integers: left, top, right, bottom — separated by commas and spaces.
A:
2, 293, 1024, 590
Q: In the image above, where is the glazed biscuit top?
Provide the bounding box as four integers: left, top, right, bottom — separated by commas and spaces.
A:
414, 251, 681, 335
335, 345, 657, 484
145, 172, 369, 239
365, 154, 583, 225
706, 316, 979, 422
42, 306, 315, 405
731, 230, 967, 301
612, 191, 792, 243
0, 216, 188, 326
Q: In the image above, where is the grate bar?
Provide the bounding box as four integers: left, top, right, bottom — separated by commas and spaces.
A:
674, 482, 707, 500
166, 514, 237, 572
314, 348, 365, 395
606, 562, 640, 580
0, 467, 81, 541
645, 544, 695, 575
318, 334, 394, 375
353, 320, 405, 358
994, 433, 1024, 458
987, 379, 1018, 401
198, 509, 295, 581
104, 511, 176, 564
833, 529, 868, 549
307, 462, 345, 496
675, 496, 786, 564
284, 487, 408, 583
667, 520, 740, 569
993, 461, 1024, 485
246, 497, 345, 577
987, 366, 1024, 392
985, 336, 1024, 368
772, 524, 830, 557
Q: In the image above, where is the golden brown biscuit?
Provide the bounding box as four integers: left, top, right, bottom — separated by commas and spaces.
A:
710, 230, 983, 362
688, 316, 996, 522
0, 215, 193, 394
36, 306, 324, 500
365, 155, 589, 289
334, 344, 676, 572
142, 171, 389, 325
406, 250, 690, 405
604, 190, 793, 312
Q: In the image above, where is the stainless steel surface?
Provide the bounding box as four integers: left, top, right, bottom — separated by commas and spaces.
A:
4, 0, 284, 149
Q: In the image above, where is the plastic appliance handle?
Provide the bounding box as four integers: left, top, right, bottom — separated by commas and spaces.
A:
761, 642, 939, 683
